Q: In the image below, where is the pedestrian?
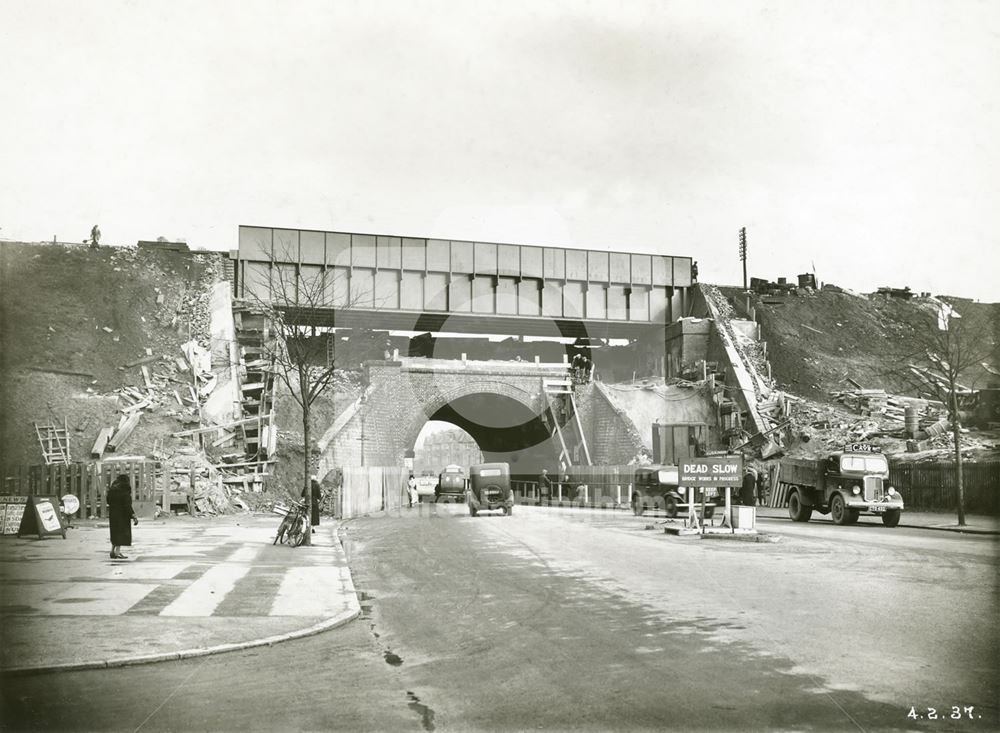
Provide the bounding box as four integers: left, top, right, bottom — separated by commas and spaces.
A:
302, 477, 322, 532
538, 468, 552, 505
740, 467, 758, 507
407, 474, 418, 508
90, 224, 101, 248
107, 474, 138, 559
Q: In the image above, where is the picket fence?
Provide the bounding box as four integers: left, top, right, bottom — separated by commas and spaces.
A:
0, 460, 189, 518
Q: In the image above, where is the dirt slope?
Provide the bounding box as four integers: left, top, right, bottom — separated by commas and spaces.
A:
718, 286, 1000, 402
0, 242, 227, 466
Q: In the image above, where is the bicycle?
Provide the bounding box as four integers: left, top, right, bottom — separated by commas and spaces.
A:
273, 499, 308, 547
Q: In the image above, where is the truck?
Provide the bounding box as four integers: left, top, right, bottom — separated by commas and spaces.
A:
776, 444, 904, 527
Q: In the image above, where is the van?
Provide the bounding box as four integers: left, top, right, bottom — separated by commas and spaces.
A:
468, 463, 513, 516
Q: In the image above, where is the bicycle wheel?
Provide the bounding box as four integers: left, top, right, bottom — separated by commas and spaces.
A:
273, 514, 292, 545
287, 515, 307, 547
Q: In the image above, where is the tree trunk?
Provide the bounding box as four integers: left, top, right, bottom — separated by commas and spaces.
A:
950, 388, 966, 526
301, 366, 312, 546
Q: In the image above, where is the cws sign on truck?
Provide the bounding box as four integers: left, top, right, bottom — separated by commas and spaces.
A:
680, 457, 744, 487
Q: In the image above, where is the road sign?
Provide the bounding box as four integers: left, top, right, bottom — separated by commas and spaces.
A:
679, 457, 744, 487
17, 496, 67, 539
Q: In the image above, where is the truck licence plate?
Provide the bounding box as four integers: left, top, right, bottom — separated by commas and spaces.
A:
870, 505, 885, 513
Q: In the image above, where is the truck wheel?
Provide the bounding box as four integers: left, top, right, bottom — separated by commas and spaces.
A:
788, 491, 813, 522
830, 493, 851, 525
882, 509, 901, 528
847, 509, 861, 524
664, 496, 678, 518
631, 494, 644, 516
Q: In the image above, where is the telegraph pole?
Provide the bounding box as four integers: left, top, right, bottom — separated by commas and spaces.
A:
738, 227, 747, 289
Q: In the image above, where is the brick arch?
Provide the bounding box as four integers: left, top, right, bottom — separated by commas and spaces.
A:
399, 373, 542, 453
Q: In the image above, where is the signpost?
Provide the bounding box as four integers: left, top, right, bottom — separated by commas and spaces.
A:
679, 456, 747, 534
17, 496, 67, 539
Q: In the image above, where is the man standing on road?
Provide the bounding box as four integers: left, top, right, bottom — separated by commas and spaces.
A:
538, 468, 552, 506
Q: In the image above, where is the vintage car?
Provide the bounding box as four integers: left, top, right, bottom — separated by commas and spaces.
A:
414, 471, 438, 503
435, 464, 467, 503
468, 462, 513, 516
630, 465, 720, 519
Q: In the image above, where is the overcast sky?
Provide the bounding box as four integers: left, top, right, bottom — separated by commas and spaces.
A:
3, 0, 998, 301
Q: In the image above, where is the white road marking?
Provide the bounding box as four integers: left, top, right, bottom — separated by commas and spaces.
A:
159, 565, 250, 616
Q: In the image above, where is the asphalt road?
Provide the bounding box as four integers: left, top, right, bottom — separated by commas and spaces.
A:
2, 503, 997, 732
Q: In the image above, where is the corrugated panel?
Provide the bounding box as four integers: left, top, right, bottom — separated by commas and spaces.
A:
273, 229, 299, 260
401, 238, 425, 270
400, 272, 422, 309
673, 257, 692, 287
300, 230, 325, 265
327, 232, 352, 268
544, 247, 565, 279
239, 226, 272, 261
448, 275, 472, 312
376, 236, 401, 269
631, 254, 652, 285
450, 240, 474, 273
425, 273, 448, 311
566, 249, 588, 280
518, 279, 541, 316
588, 251, 609, 282
351, 234, 376, 267
629, 286, 650, 321
475, 242, 497, 275
497, 277, 518, 314
542, 282, 563, 317
610, 252, 630, 283
520, 245, 542, 278
426, 239, 450, 272
653, 256, 673, 286
374, 271, 399, 310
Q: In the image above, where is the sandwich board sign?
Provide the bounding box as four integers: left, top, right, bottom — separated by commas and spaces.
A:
17, 496, 67, 539
1, 496, 29, 535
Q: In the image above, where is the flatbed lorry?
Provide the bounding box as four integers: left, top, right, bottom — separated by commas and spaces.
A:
776, 444, 903, 527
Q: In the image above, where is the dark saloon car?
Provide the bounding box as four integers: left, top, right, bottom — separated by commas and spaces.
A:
435, 464, 467, 503
468, 462, 513, 516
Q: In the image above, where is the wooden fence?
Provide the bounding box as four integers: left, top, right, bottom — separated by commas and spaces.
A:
1, 461, 188, 519
888, 461, 1000, 514
339, 466, 407, 519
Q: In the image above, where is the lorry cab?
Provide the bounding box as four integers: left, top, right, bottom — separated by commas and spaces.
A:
631, 465, 718, 519
782, 443, 904, 527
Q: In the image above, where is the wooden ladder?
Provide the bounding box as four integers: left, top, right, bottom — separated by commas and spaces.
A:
35, 418, 71, 464
542, 378, 592, 471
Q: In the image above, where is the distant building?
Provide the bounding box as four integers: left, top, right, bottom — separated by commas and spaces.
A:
414, 428, 483, 473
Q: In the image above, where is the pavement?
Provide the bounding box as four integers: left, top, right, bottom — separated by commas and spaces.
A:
753, 505, 1000, 534
0, 513, 360, 674
0, 506, 994, 676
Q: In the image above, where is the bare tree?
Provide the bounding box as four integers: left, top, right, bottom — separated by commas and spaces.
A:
243, 245, 372, 545
896, 301, 998, 525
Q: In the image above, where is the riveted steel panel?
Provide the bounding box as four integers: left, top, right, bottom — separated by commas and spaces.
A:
239, 226, 272, 261
374, 271, 399, 310
376, 236, 401, 269
566, 249, 588, 280
300, 231, 325, 265
472, 275, 494, 312
350, 268, 375, 307
563, 281, 585, 318
543, 247, 565, 279
273, 229, 299, 261
497, 244, 520, 276
518, 278, 541, 316
586, 284, 606, 319
629, 286, 650, 321
649, 286, 669, 323
400, 271, 423, 309
352, 234, 376, 268
299, 265, 324, 302
631, 254, 652, 285
425, 272, 448, 310
607, 285, 628, 320
673, 256, 692, 287
243, 261, 271, 301
588, 251, 609, 282
542, 282, 563, 317
426, 239, 450, 272
449, 274, 472, 312
327, 232, 352, 268
475, 242, 497, 275
520, 245, 542, 278
401, 238, 426, 270
497, 277, 518, 314
450, 240, 474, 273
610, 252, 630, 283
325, 267, 351, 307
652, 256, 671, 286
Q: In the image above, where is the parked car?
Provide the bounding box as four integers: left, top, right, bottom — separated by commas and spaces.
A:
435, 464, 467, 503
468, 462, 513, 516
414, 471, 438, 503
631, 465, 720, 518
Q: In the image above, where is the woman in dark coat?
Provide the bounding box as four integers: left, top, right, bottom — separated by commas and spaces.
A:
302, 478, 322, 530
107, 474, 138, 559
